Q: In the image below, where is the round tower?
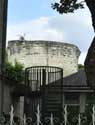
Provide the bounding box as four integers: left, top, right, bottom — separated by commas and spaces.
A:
7, 40, 80, 77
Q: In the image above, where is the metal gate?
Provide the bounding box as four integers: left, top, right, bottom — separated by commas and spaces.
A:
1, 104, 95, 125
24, 66, 63, 121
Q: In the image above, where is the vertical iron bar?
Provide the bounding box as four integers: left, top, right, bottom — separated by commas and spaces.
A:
61, 69, 63, 112
42, 69, 46, 124
40, 69, 41, 87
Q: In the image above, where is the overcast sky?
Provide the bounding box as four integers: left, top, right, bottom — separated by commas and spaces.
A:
7, 0, 94, 64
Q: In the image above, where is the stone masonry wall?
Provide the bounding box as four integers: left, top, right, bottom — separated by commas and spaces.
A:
7, 40, 80, 77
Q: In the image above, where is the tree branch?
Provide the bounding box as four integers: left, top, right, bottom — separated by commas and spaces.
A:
85, 0, 95, 31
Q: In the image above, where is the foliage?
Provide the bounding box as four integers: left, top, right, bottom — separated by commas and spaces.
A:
78, 64, 84, 71
87, 93, 95, 104
52, 0, 84, 14
5, 61, 24, 83
18, 33, 26, 41
52, 0, 95, 31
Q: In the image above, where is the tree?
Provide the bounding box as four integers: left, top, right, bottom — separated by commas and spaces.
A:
52, 0, 95, 31
52, 0, 95, 87
78, 64, 84, 70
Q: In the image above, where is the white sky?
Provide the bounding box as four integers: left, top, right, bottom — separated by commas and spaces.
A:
7, 0, 94, 64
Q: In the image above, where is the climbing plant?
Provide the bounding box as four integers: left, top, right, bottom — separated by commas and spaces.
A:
5, 60, 24, 83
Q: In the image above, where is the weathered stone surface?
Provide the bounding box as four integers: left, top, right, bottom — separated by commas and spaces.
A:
85, 37, 95, 87
7, 40, 80, 77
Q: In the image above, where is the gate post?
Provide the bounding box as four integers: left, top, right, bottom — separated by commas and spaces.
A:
79, 93, 86, 113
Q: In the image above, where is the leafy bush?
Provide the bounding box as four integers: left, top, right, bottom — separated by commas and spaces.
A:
78, 64, 84, 71
5, 61, 24, 83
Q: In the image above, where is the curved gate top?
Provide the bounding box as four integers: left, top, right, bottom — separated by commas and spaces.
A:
25, 66, 63, 91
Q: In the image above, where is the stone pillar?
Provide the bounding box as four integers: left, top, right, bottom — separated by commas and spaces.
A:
0, 0, 8, 115
79, 93, 86, 113
14, 96, 24, 124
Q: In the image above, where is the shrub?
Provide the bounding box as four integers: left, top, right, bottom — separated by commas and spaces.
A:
5, 61, 24, 83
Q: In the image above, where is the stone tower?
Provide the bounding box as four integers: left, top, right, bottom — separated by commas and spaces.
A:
7, 40, 80, 77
